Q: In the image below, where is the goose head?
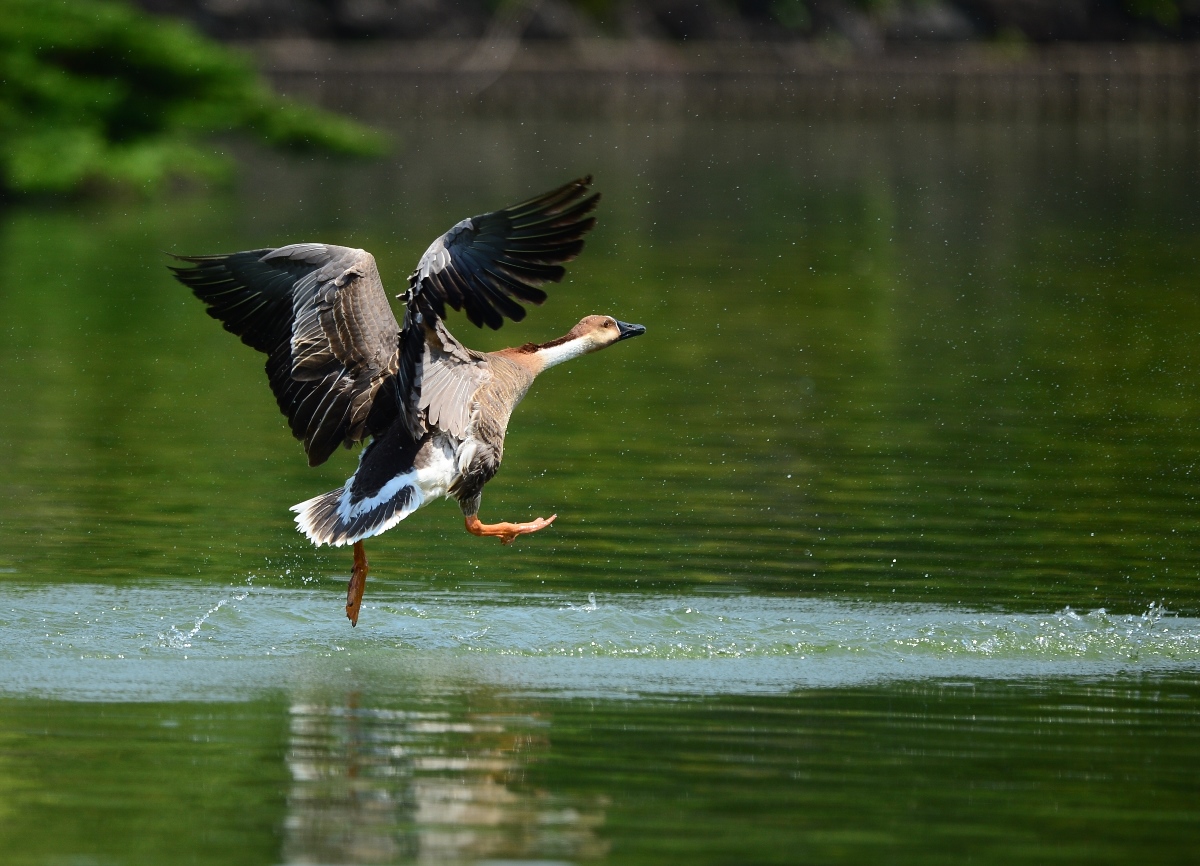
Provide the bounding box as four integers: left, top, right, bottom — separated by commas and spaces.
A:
534, 315, 646, 370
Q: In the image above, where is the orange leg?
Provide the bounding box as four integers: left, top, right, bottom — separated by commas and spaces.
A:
465, 513, 557, 545
345, 541, 368, 627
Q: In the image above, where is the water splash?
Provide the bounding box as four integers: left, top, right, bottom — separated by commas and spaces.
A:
158, 591, 249, 650
562, 592, 599, 612
1, 582, 1198, 701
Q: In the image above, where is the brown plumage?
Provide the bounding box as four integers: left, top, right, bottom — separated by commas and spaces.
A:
171, 178, 645, 625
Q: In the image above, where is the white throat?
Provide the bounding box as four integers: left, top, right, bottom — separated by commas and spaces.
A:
536, 335, 593, 370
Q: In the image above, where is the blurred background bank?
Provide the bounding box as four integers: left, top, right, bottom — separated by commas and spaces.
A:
3, 0, 1200, 200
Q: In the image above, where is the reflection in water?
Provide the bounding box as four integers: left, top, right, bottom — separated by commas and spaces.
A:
283, 698, 608, 865
0, 678, 1197, 866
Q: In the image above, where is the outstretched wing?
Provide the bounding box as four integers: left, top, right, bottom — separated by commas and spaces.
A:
171, 244, 402, 467
407, 176, 600, 330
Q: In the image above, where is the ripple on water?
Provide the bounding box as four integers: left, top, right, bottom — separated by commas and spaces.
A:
0, 582, 1197, 701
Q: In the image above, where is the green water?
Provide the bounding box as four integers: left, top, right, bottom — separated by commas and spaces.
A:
1, 119, 1199, 864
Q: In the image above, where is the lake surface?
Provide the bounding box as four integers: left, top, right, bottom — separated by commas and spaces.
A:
1, 118, 1199, 864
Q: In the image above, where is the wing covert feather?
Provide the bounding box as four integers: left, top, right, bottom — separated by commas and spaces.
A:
171, 244, 403, 466
417, 320, 489, 439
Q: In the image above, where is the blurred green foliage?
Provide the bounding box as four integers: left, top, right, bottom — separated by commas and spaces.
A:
0, 0, 385, 197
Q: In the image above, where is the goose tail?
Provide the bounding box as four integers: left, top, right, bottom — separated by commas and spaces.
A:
291, 472, 424, 547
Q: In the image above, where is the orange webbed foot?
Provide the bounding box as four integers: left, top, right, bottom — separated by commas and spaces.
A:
465, 513, 558, 545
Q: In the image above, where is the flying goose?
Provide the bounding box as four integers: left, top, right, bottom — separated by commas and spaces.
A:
172, 177, 644, 625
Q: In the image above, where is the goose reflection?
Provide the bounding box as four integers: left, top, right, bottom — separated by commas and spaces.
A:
282, 696, 608, 865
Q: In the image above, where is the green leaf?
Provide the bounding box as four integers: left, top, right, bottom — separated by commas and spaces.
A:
0, 0, 386, 196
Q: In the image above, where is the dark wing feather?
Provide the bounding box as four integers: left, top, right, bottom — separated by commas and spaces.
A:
171, 244, 403, 466
407, 176, 600, 330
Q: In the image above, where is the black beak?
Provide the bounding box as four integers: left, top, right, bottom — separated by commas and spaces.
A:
615, 320, 646, 341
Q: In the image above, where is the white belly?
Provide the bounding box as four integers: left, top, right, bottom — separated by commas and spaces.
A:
415, 435, 466, 502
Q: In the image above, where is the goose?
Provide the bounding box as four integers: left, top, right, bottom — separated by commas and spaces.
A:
171, 177, 643, 625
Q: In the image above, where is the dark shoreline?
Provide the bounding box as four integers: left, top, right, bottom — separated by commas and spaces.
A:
255, 40, 1200, 121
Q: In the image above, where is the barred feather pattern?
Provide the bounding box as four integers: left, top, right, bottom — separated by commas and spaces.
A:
171, 244, 401, 466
